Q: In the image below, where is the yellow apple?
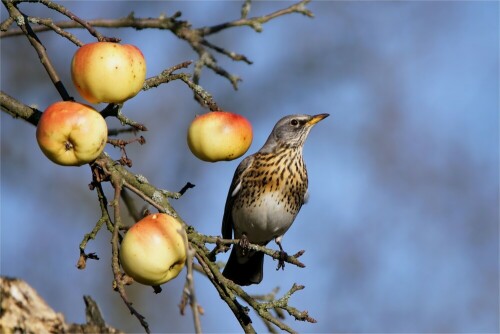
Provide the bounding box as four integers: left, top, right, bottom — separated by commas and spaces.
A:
36, 101, 107, 166
71, 42, 146, 104
187, 111, 253, 162
120, 213, 187, 286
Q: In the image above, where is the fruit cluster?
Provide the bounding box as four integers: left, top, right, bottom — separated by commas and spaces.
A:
35, 41, 254, 287
36, 42, 147, 166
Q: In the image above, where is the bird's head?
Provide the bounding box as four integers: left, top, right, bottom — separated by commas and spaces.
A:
261, 113, 329, 152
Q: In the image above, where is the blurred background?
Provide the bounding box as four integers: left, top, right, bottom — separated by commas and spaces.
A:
1, 1, 498, 333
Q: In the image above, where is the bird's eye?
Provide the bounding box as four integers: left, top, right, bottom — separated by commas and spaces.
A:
290, 119, 299, 126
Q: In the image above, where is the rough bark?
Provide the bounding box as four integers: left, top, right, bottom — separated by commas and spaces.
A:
0, 276, 123, 334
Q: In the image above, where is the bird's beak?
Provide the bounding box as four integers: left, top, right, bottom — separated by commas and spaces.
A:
307, 113, 330, 126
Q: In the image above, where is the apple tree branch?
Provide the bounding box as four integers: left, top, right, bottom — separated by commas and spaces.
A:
0, 1, 316, 333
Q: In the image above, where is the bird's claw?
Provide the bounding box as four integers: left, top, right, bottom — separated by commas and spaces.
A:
275, 250, 288, 271
239, 234, 250, 256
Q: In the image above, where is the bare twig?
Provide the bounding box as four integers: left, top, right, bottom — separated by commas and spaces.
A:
76, 250, 99, 270
2, 1, 72, 101
158, 182, 196, 200
122, 180, 175, 217
178, 74, 220, 111
178, 182, 196, 197
34, 0, 119, 42
0, 15, 14, 31
200, 39, 253, 64
201, 235, 306, 269
143, 61, 220, 111
0, 90, 42, 126
1, 1, 313, 91
190, 242, 256, 333
100, 104, 148, 131
108, 136, 146, 167
77, 181, 110, 269
197, 0, 313, 35
241, 0, 252, 19
180, 230, 203, 333
120, 188, 142, 222
143, 60, 193, 90
0, 13, 181, 37
109, 172, 151, 334
26, 15, 82, 46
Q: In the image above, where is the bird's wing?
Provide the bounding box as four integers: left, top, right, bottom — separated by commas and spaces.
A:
221, 155, 255, 239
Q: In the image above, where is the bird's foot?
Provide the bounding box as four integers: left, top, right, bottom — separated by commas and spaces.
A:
275, 249, 288, 271
274, 237, 288, 270
239, 234, 250, 256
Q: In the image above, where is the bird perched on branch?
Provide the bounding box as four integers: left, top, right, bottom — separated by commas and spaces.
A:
222, 113, 329, 285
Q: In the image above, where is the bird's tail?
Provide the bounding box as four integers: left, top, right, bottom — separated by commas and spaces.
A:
222, 246, 264, 286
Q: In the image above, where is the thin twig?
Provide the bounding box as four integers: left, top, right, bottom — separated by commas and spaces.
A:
142, 61, 220, 111
121, 188, 142, 222
0, 90, 42, 126
109, 173, 151, 334
197, 0, 313, 35
190, 242, 256, 332
100, 104, 148, 131
0, 13, 182, 37
178, 182, 196, 197
160, 182, 195, 200
3, 1, 72, 100
1, 1, 313, 91
26, 15, 82, 46
0, 15, 14, 31
241, 0, 252, 19
201, 235, 306, 269
108, 136, 146, 167
34, 0, 119, 42
122, 180, 175, 217
181, 232, 203, 333
77, 178, 116, 270
143, 60, 193, 90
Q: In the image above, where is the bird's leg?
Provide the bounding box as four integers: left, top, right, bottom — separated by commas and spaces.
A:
275, 236, 288, 271
239, 233, 250, 256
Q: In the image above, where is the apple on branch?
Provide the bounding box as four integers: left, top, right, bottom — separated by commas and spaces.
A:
36, 101, 108, 166
71, 42, 147, 104
187, 111, 253, 162
120, 213, 187, 286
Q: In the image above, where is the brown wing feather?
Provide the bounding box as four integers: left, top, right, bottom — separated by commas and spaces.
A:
221, 155, 254, 239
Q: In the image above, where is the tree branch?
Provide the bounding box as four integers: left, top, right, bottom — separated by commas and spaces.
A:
1, 1, 313, 90
0, 90, 42, 126
108, 168, 151, 334
197, 0, 313, 35
31, 0, 119, 42
2, 1, 317, 331
2, 0, 72, 100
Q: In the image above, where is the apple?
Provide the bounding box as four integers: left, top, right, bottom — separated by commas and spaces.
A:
71, 42, 146, 104
187, 111, 253, 162
119, 213, 187, 286
36, 101, 108, 166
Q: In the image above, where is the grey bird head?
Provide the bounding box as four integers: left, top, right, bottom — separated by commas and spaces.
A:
260, 113, 329, 152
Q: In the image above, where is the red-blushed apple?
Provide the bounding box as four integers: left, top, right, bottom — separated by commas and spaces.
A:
187, 111, 253, 162
120, 213, 187, 286
36, 101, 107, 166
71, 42, 146, 104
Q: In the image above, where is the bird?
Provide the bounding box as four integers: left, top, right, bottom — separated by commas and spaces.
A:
221, 113, 329, 285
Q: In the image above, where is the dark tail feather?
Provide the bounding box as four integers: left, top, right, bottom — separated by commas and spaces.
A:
222, 247, 264, 286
